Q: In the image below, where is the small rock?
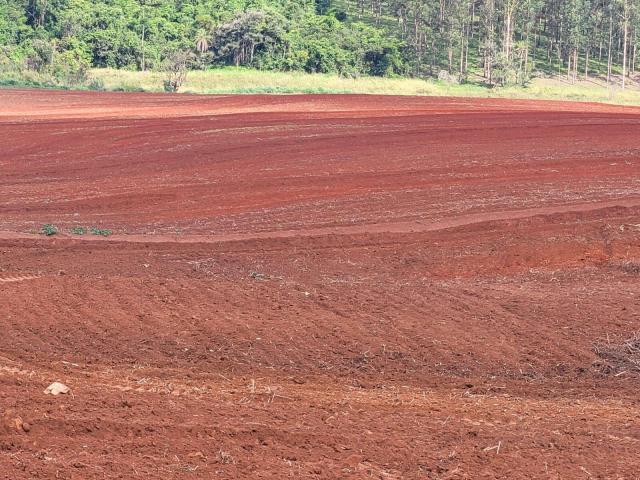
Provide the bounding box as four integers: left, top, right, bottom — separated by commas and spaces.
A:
188, 451, 206, 460
44, 382, 70, 396
21, 422, 31, 433
13, 417, 23, 432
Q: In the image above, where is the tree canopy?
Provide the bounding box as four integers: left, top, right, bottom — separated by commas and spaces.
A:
1, 0, 639, 87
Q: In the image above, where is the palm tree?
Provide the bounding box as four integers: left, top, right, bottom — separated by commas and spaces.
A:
195, 30, 210, 54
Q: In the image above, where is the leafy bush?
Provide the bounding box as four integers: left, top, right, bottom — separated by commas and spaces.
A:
161, 50, 193, 92
26, 39, 55, 72
51, 48, 91, 86
90, 227, 112, 237
41, 224, 58, 236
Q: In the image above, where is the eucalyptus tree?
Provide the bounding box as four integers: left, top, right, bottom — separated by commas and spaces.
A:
4, 0, 640, 89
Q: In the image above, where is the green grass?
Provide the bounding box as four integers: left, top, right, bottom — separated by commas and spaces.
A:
88, 67, 640, 105
0, 71, 65, 90
90, 67, 452, 95
0, 68, 105, 91
4, 65, 639, 105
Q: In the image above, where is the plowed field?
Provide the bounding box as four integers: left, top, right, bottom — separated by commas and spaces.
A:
1, 89, 640, 479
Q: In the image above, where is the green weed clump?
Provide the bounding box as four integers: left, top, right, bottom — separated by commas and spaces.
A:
41, 224, 58, 236
90, 227, 112, 237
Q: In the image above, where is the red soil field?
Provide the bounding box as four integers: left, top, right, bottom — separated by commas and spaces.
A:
1, 89, 640, 479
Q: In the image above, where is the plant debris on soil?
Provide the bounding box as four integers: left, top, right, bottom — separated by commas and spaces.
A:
594, 332, 640, 375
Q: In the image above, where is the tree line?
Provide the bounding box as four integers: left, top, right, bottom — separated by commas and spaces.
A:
361, 0, 639, 87
1, 0, 638, 88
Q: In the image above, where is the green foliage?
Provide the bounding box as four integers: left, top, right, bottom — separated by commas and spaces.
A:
161, 50, 193, 92
211, 10, 286, 68
41, 224, 58, 236
50, 48, 90, 85
0, 0, 408, 79
79, 66, 640, 104
90, 227, 112, 237
69, 226, 111, 236
1, 0, 639, 87
69, 226, 112, 236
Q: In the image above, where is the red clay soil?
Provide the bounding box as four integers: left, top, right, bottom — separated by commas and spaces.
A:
1, 89, 640, 479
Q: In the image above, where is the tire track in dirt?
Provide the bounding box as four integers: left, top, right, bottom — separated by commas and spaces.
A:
0, 274, 41, 284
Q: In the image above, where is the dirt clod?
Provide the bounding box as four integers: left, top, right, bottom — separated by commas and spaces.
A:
44, 382, 70, 396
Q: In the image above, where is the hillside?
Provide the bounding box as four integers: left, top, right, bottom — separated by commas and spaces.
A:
1, 0, 640, 96
2, 89, 640, 478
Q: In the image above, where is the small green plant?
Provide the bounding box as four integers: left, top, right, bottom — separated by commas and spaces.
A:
70, 226, 87, 235
41, 224, 58, 236
90, 227, 112, 237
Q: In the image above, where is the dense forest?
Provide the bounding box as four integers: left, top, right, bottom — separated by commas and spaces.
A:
1, 0, 639, 88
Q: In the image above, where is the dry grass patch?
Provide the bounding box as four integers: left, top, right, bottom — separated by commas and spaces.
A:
593, 332, 640, 375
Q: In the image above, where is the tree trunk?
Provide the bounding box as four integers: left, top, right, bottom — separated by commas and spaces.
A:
503, 2, 514, 62
141, 23, 146, 71
585, 47, 589, 80
38, 0, 47, 27
484, 0, 496, 85
460, 24, 465, 77
622, 0, 629, 89
607, 7, 613, 84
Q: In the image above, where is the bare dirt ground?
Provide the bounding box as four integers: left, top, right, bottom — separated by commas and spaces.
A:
1, 89, 640, 479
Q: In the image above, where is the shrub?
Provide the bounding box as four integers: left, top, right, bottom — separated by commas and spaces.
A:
41, 224, 58, 236
161, 50, 192, 92
90, 227, 112, 236
51, 49, 90, 86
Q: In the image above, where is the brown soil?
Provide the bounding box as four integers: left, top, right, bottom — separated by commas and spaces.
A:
1, 89, 640, 479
